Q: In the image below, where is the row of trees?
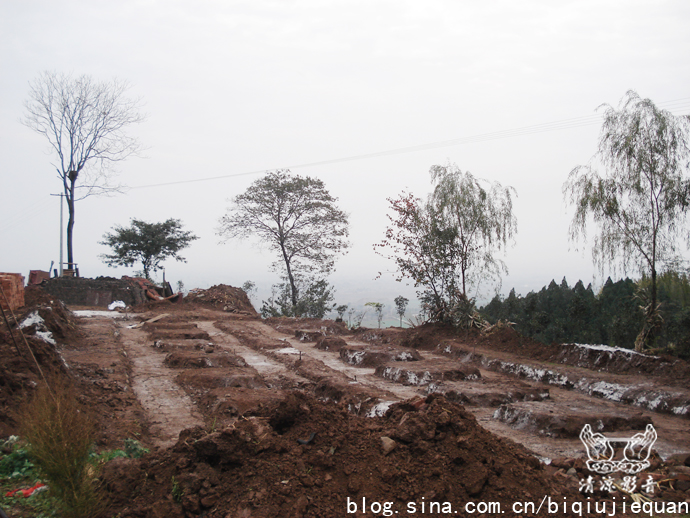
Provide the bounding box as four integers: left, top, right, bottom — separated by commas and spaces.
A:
24, 71, 690, 351
481, 274, 690, 359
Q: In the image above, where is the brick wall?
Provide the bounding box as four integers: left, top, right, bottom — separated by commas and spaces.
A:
0, 273, 25, 311
40, 276, 147, 307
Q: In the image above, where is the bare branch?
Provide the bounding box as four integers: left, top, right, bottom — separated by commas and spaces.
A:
23, 71, 146, 265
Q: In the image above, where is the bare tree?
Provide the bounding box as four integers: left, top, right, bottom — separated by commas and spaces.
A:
23, 71, 146, 268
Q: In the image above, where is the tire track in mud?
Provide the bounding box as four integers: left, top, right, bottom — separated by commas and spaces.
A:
120, 324, 204, 447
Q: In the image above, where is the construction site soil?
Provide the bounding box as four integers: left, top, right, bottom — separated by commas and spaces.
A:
1, 284, 689, 517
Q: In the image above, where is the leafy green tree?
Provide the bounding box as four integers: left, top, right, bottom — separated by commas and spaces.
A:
23, 72, 146, 269
394, 296, 409, 327
335, 304, 349, 322
100, 218, 198, 280
260, 275, 335, 319
376, 164, 517, 323
598, 277, 640, 347
218, 170, 349, 317
564, 91, 690, 350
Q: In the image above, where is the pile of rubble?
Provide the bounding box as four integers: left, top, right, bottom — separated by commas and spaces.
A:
185, 284, 258, 316
101, 392, 586, 517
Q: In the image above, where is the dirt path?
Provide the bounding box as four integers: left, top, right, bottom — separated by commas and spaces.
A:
196, 321, 310, 385
120, 324, 204, 447
245, 320, 422, 401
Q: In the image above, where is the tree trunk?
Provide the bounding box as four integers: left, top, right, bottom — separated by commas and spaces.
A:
65, 172, 78, 269
66, 193, 75, 267
280, 243, 298, 310
651, 267, 657, 315
648, 265, 658, 346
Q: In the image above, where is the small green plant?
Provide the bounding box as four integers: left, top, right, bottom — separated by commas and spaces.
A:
0, 439, 35, 479
0, 437, 59, 518
91, 448, 128, 464
123, 438, 149, 459
89, 438, 149, 465
171, 476, 184, 503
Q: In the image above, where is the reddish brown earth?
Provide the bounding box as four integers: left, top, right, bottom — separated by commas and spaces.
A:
1, 284, 690, 517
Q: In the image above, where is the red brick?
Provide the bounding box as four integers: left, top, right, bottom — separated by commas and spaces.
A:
0, 273, 25, 311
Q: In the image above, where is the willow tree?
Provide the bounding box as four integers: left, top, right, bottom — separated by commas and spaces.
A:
563, 91, 690, 350
429, 164, 518, 298
217, 170, 349, 316
377, 164, 517, 323
23, 72, 145, 268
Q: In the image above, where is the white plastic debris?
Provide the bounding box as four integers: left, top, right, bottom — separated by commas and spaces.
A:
19, 311, 56, 345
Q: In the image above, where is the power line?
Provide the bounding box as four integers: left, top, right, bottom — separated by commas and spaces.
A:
128, 98, 690, 190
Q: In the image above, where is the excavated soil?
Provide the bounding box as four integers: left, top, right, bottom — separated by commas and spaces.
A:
2, 284, 690, 517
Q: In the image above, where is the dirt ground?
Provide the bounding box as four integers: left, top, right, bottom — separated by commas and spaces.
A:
2, 284, 690, 517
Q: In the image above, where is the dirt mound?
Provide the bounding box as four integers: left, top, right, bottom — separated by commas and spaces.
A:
185, 284, 258, 316
163, 352, 248, 369
176, 370, 268, 390
339, 345, 423, 367
314, 336, 347, 351
402, 323, 690, 384
101, 392, 583, 517
400, 322, 459, 350
353, 327, 406, 345
294, 329, 324, 342
0, 291, 77, 436
375, 364, 480, 386
494, 402, 654, 438
265, 316, 348, 335
149, 329, 211, 341
440, 386, 550, 407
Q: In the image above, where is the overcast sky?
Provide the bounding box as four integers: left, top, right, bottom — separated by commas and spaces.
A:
1, 1, 689, 316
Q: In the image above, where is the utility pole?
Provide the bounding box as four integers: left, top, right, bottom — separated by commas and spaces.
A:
50, 193, 64, 277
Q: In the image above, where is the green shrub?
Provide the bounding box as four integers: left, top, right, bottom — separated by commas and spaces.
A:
20, 378, 101, 518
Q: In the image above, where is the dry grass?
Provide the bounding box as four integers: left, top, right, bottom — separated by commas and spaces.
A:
20, 376, 101, 518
